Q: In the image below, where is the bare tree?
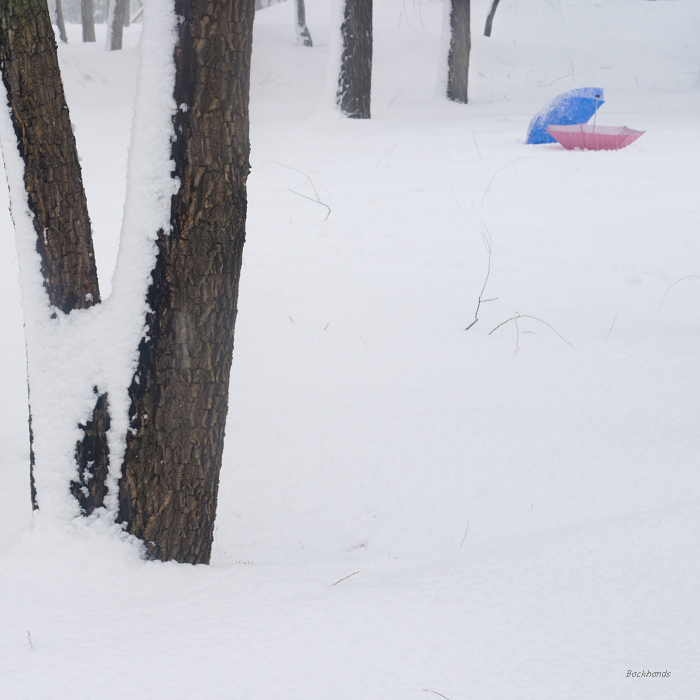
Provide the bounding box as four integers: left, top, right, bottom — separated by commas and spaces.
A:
295, 0, 312, 46
0, 0, 256, 565
55, 0, 68, 43
82, 0, 95, 42
446, 0, 470, 104
107, 0, 129, 50
484, 0, 501, 38
337, 0, 373, 118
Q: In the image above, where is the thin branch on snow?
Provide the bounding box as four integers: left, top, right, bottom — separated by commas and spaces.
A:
466, 230, 496, 331
657, 275, 700, 309
332, 571, 359, 586
423, 690, 452, 700
263, 160, 331, 220
489, 313, 575, 352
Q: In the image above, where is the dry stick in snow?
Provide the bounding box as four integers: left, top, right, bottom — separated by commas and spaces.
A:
333, 571, 359, 586
657, 275, 700, 309
264, 160, 331, 220
490, 313, 575, 352
460, 521, 469, 547
481, 157, 540, 207
423, 690, 452, 700
605, 313, 618, 338
465, 230, 497, 330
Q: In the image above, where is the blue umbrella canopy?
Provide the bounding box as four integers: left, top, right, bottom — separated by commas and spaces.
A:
526, 88, 605, 144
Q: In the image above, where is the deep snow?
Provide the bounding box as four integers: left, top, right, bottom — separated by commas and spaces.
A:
1, 1, 699, 698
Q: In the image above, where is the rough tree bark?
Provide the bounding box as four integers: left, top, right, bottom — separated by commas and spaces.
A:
0, 0, 104, 509
295, 0, 312, 47
446, 0, 470, 104
117, 0, 255, 565
2, 0, 255, 564
81, 0, 95, 42
484, 0, 501, 38
108, 0, 129, 51
337, 0, 372, 119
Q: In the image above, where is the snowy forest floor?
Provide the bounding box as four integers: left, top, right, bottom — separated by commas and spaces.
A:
1, 1, 699, 698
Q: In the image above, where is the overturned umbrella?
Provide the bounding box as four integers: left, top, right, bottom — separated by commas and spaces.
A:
546, 124, 645, 151
526, 87, 604, 144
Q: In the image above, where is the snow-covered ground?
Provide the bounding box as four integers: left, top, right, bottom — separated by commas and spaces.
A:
1, 0, 699, 697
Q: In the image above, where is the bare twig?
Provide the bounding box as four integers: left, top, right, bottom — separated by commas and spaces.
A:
460, 521, 469, 547
481, 157, 540, 207
605, 313, 618, 338
465, 230, 493, 331
489, 313, 575, 350
472, 129, 482, 160
27, 631, 34, 651
333, 571, 359, 586
423, 690, 452, 700
657, 275, 700, 309
287, 188, 331, 220
263, 160, 331, 220
375, 144, 397, 168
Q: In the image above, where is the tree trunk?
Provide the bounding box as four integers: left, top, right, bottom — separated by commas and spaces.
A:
337, 0, 372, 119
117, 0, 255, 565
484, 0, 501, 37
82, 0, 95, 42
446, 0, 470, 104
55, 0, 67, 43
294, 0, 312, 47
0, 0, 103, 510
108, 0, 129, 51
124, 0, 130, 27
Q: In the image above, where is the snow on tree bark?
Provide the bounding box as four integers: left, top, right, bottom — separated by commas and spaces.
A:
117, 0, 255, 565
295, 0, 312, 47
446, 0, 470, 104
337, 0, 372, 119
0, 0, 106, 512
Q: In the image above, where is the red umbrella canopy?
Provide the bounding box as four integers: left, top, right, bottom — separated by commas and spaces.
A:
546, 124, 645, 151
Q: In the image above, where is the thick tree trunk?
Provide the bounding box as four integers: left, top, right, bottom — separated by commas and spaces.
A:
81, 0, 95, 42
0, 2, 100, 315
108, 0, 129, 51
294, 0, 312, 47
0, 0, 103, 510
55, 0, 67, 43
118, 0, 255, 565
446, 0, 470, 104
484, 0, 500, 37
337, 0, 372, 119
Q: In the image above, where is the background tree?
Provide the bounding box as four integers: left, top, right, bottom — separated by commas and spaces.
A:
107, 0, 129, 50
337, 0, 372, 118
446, 0, 470, 104
295, 0, 312, 47
81, 0, 95, 41
484, 0, 500, 37
0, 0, 255, 565
54, 0, 68, 42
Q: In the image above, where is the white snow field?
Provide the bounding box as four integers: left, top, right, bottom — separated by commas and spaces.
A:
1, 0, 699, 698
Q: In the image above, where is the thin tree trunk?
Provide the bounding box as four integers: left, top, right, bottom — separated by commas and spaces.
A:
55, 0, 67, 43
107, 0, 129, 51
294, 0, 312, 47
484, 0, 500, 37
124, 0, 130, 27
337, 0, 373, 119
0, 0, 103, 510
82, 0, 95, 42
118, 0, 256, 565
446, 0, 470, 104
